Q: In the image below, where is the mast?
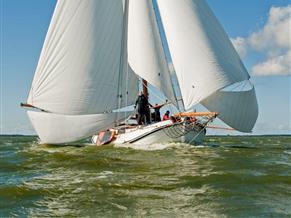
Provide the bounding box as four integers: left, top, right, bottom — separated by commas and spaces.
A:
117, 0, 129, 110
142, 79, 149, 99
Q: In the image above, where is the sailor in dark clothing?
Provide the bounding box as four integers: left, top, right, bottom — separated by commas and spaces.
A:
135, 92, 152, 125
151, 100, 168, 122
153, 104, 161, 122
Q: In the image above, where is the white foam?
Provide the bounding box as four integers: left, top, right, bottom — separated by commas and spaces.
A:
114, 142, 178, 151
96, 171, 114, 179
110, 202, 128, 211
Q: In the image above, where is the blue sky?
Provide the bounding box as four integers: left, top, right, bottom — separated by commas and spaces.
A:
1, 0, 290, 135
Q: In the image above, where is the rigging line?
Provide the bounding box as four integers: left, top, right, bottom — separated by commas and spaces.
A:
140, 79, 168, 104
188, 125, 207, 145
141, 79, 179, 114
188, 121, 209, 144
152, 0, 180, 110
188, 115, 216, 144
125, 63, 129, 124
140, 79, 179, 114
116, 0, 129, 124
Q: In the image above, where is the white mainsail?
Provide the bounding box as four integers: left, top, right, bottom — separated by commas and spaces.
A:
128, 0, 177, 105
157, 0, 250, 109
26, 0, 138, 144
28, 111, 131, 144
27, 0, 137, 115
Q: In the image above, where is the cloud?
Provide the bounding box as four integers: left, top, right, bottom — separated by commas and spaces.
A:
249, 6, 291, 50
231, 5, 291, 76
231, 37, 248, 58
251, 50, 291, 76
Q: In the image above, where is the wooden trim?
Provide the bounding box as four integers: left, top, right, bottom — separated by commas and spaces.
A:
20, 103, 34, 108
20, 103, 48, 112
174, 111, 218, 117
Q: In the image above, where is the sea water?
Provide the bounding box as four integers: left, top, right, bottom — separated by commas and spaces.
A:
0, 135, 290, 217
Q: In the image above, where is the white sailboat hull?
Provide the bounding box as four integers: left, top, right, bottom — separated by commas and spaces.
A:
92, 120, 206, 147
117, 126, 205, 146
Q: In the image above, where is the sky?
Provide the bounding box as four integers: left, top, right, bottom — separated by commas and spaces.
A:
0, 0, 290, 135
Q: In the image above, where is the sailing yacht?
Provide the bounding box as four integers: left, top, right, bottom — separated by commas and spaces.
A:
21, 0, 258, 146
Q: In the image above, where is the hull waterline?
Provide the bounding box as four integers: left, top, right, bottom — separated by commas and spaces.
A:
92, 120, 206, 148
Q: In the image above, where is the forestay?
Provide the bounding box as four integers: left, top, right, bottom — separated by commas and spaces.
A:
157, 0, 250, 109
27, 0, 137, 115
128, 0, 177, 105
202, 87, 258, 132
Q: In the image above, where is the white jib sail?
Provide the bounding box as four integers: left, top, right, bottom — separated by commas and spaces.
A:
28, 111, 131, 144
128, 0, 177, 105
27, 0, 137, 115
202, 87, 259, 132
157, 0, 250, 109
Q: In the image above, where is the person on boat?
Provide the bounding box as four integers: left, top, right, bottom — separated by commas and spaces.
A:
135, 91, 152, 125
162, 110, 170, 121
145, 105, 151, 124
150, 100, 168, 122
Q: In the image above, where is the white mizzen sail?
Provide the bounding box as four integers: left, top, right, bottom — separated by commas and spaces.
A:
128, 0, 177, 105
157, 0, 250, 109
202, 87, 258, 132
27, 0, 137, 115
28, 111, 131, 144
